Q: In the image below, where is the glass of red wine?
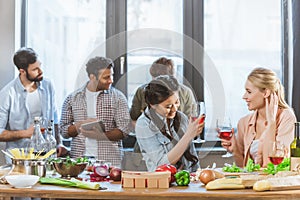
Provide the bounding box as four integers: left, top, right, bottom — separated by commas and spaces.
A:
191, 101, 206, 144
268, 141, 286, 171
216, 117, 233, 157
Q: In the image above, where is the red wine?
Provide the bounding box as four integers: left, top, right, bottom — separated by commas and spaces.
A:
269, 156, 284, 165
219, 131, 232, 140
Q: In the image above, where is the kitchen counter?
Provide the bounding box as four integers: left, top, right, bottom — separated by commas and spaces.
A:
1, 181, 300, 200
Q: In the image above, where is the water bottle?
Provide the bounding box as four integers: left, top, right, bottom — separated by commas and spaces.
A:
44, 120, 57, 158
29, 117, 47, 156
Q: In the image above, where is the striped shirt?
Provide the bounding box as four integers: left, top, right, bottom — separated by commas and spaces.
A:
60, 83, 130, 166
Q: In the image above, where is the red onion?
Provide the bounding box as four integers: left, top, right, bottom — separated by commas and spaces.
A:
93, 164, 109, 177
109, 167, 122, 181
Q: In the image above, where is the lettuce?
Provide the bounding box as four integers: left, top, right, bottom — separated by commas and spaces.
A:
263, 157, 290, 175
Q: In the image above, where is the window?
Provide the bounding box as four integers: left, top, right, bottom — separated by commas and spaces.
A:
26, 0, 106, 114
203, 0, 282, 140
126, 0, 184, 107
24, 0, 284, 143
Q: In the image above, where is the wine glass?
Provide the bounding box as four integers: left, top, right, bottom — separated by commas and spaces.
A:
216, 117, 233, 157
191, 101, 206, 143
268, 141, 286, 173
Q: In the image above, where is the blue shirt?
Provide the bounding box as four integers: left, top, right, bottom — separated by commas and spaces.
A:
135, 108, 199, 172
0, 76, 58, 150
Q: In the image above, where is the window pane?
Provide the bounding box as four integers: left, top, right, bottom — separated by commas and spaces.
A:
204, 0, 282, 140
26, 0, 106, 114
127, 0, 184, 107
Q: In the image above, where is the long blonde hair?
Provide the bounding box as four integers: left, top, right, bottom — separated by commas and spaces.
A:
247, 67, 289, 109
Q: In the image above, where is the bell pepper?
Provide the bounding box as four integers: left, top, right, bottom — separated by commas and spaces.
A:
155, 164, 177, 183
174, 170, 190, 186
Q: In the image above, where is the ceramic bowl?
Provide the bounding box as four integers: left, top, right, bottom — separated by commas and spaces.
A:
5, 174, 39, 188
0, 165, 12, 178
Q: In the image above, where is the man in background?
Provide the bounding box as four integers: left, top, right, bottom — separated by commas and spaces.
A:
130, 57, 196, 122
60, 56, 130, 167
0, 47, 66, 162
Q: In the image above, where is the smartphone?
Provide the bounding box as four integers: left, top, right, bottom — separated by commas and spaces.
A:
81, 120, 106, 133
199, 115, 206, 124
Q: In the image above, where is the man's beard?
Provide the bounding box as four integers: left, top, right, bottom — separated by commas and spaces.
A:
26, 71, 43, 82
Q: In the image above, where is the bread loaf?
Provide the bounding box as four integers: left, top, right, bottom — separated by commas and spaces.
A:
206, 177, 244, 190
253, 175, 300, 191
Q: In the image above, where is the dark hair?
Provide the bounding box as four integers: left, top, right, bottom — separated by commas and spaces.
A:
13, 47, 38, 70
86, 56, 114, 77
144, 75, 198, 168
145, 75, 179, 105
149, 57, 175, 78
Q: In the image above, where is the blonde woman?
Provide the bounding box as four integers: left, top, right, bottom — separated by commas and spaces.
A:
222, 67, 296, 167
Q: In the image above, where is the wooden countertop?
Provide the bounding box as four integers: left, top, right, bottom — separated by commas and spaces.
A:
1, 181, 300, 200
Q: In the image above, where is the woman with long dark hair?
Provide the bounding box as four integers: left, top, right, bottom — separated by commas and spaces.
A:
135, 75, 204, 172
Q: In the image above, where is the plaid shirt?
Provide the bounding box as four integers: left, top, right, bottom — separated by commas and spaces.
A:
60, 83, 130, 166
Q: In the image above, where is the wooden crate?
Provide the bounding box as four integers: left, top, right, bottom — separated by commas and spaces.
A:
122, 171, 171, 189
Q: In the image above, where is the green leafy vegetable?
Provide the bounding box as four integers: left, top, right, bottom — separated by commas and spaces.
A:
222, 162, 243, 173
39, 177, 99, 190
263, 157, 290, 175
222, 159, 261, 173
244, 159, 260, 172
48, 156, 89, 167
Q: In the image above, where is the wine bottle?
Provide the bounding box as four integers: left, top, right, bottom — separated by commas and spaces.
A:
290, 122, 300, 171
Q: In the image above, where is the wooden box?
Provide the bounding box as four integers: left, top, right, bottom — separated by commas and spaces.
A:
122, 171, 171, 189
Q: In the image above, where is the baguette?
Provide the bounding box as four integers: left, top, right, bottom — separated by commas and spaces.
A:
253, 175, 300, 191
206, 177, 245, 190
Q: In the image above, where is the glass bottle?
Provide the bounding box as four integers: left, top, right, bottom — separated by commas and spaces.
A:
44, 120, 57, 158
29, 117, 47, 156
290, 122, 300, 171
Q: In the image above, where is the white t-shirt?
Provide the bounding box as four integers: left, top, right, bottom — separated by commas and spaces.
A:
85, 88, 101, 158
250, 139, 259, 163
26, 89, 42, 124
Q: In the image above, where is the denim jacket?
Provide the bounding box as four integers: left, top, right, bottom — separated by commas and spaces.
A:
0, 76, 58, 150
135, 108, 199, 172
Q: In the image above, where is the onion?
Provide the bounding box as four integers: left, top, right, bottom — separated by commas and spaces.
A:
199, 169, 216, 185
109, 167, 122, 181
93, 164, 109, 177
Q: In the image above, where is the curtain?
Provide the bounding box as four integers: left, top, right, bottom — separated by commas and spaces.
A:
292, 0, 300, 120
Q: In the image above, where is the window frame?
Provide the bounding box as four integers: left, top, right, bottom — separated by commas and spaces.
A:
20, 0, 291, 143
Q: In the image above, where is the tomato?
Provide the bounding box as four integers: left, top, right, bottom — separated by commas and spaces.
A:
156, 164, 177, 183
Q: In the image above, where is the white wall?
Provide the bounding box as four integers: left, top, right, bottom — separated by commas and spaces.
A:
0, 0, 15, 89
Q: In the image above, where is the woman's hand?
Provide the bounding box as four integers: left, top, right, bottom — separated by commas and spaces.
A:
186, 114, 205, 139
265, 93, 278, 126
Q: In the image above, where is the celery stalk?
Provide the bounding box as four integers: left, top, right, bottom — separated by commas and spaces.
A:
40, 177, 100, 190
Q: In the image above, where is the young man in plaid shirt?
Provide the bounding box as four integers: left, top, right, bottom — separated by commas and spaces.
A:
60, 56, 131, 166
